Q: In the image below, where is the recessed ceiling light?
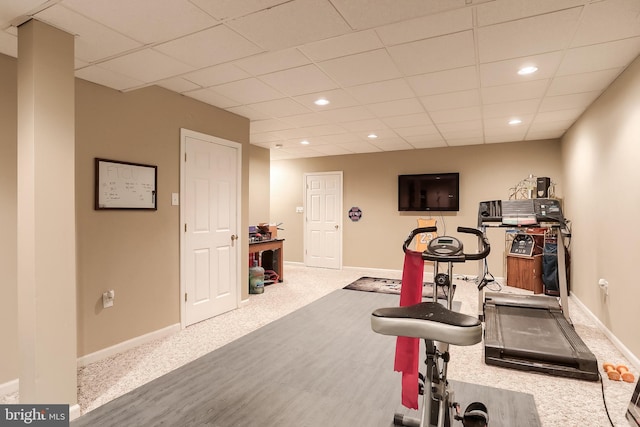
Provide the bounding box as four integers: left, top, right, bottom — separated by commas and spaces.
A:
509, 119, 522, 125
517, 66, 538, 75
300, 140, 310, 145
274, 144, 283, 149
314, 98, 330, 106
367, 133, 378, 139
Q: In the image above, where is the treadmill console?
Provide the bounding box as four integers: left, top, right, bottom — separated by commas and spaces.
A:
427, 236, 463, 256
478, 198, 565, 226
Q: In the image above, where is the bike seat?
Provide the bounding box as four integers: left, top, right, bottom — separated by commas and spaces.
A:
371, 302, 482, 346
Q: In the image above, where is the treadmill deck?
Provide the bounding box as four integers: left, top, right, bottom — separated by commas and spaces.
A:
484, 292, 598, 381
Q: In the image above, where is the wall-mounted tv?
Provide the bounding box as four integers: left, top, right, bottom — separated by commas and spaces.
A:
398, 173, 459, 212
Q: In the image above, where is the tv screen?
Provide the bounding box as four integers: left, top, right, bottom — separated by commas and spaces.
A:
398, 173, 459, 212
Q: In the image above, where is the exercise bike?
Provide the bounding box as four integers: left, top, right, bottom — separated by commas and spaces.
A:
371, 226, 491, 427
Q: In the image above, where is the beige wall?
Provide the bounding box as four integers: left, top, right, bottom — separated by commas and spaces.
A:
562, 55, 640, 359
75, 80, 250, 356
249, 145, 271, 226
0, 54, 18, 385
271, 140, 563, 277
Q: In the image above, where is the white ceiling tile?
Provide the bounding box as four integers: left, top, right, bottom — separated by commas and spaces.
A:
408, 66, 478, 96
484, 114, 534, 129
557, 37, 640, 76
250, 118, 294, 133
155, 77, 201, 93
281, 113, 330, 128
483, 99, 539, 119
371, 138, 414, 151
430, 106, 482, 124
318, 106, 376, 123
340, 141, 383, 154
247, 98, 311, 117
394, 125, 439, 138
547, 68, 623, 96
293, 89, 359, 111
226, 105, 271, 121
35, 5, 142, 62
318, 133, 365, 144
61, 0, 217, 44
233, 48, 311, 76
368, 98, 425, 118
318, 49, 402, 87
190, 0, 288, 20
481, 80, 549, 104
571, 0, 640, 47
446, 136, 485, 146
250, 131, 286, 144
421, 89, 480, 111
538, 91, 601, 113
340, 119, 389, 132
226, 0, 351, 50
382, 113, 433, 128
183, 63, 251, 87
484, 131, 526, 143
299, 30, 383, 62
154, 25, 263, 68
533, 108, 584, 123
479, 51, 563, 87
212, 78, 285, 104
376, 8, 472, 46
404, 135, 447, 149
312, 145, 355, 156
0, 0, 48, 26
475, 0, 587, 26
259, 64, 338, 96
184, 87, 240, 108
347, 79, 415, 104
75, 65, 145, 91
98, 49, 193, 83
331, 0, 466, 30
437, 120, 482, 134
388, 30, 475, 76
528, 119, 574, 133
477, 8, 581, 63
525, 129, 565, 141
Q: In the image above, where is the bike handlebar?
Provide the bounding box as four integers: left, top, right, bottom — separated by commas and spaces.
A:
402, 226, 490, 262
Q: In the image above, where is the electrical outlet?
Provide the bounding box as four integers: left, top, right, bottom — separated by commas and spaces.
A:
102, 290, 115, 308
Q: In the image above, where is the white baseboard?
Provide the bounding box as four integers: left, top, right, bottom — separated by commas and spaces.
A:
571, 291, 640, 371
0, 378, 18, 397
77, 323, 180, 368
69, 404, 81, 421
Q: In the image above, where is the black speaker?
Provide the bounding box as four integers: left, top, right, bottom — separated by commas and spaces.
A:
536, 177, 551, 198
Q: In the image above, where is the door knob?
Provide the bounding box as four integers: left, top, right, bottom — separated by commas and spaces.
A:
231, 234, 238, 241
335, 225, 339, 229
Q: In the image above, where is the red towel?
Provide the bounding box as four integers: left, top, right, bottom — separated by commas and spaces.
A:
394, 249, 424, 409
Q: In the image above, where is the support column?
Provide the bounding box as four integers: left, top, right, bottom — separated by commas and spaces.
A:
17, 19, 77, 406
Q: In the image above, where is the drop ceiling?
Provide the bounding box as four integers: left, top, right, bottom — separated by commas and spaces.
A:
1, 0, 639, 160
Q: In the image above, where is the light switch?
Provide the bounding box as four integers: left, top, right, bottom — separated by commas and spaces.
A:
172, 193, 179, 206
296, 206, 304, 213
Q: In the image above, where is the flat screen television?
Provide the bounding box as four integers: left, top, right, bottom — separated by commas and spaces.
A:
398, 173, 459, 212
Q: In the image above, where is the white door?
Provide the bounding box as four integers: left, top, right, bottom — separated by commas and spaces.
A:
305, 172, 342, 269
181, 129, 240, 327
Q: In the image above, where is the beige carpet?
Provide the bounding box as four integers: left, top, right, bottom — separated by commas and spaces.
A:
1, 264, 637, 426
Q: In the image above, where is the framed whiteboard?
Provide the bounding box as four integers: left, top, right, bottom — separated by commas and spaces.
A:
95, 158, 157, 210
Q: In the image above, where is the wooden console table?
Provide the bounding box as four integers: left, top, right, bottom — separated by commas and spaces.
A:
249, 239, 284, 282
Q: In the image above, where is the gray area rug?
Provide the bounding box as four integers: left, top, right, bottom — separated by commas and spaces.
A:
343, 276, 450, 299
71, 290, 539, 427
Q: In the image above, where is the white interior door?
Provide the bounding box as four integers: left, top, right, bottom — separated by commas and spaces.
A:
181, 129, 240, 327
305, 172, 342, 269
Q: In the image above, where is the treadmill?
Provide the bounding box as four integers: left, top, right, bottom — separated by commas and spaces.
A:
478, 199, 598, 381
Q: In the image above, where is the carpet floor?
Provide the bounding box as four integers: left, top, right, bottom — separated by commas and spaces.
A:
1, 264, 637, 426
